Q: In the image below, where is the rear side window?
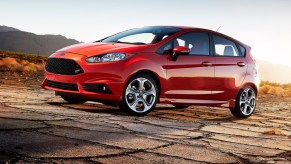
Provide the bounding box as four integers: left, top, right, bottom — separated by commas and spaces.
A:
158, 32, 210, 56
213, 35, 240, 57
239, 45, 246, 56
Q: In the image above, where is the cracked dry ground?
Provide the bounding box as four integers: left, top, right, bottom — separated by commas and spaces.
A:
0, 82, 291, 163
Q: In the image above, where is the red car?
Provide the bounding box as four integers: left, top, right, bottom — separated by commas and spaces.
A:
42, 26, 259, 118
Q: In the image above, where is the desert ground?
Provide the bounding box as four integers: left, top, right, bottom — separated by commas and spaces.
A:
0, 71, 291, 164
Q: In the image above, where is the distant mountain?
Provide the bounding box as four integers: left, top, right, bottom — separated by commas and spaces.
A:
0, 25, 20, 32
0, 26, 79, 56
257, 60, 291, 83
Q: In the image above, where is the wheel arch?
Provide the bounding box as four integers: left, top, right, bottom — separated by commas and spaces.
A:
127, 69, 162, 97
241, 82, 258, 95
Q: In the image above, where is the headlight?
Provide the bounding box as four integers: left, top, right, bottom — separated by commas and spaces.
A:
86, 52, 134, 63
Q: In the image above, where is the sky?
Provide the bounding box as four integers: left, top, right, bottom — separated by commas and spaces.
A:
1, 0, 291, 66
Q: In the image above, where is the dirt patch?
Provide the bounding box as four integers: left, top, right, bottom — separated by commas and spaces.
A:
262, 128, 284, 136
279, 151, 291, 160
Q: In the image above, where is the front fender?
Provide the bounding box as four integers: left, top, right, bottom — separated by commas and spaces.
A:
122, 53, 167, 96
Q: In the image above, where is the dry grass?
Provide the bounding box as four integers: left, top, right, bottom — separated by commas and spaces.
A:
0, 50, 47, 63
260, 81, 291, 97
0, 57, 45, 72
0, 51, 47, 73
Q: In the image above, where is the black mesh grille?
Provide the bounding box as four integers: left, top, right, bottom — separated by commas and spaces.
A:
48, 80, 78, 91
45, 58, 84, 75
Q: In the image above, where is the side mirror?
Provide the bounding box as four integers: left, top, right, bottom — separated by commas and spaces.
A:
171, 46, 190, 61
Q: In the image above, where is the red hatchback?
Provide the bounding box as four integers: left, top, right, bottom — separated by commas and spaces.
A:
42, 26, 259, 118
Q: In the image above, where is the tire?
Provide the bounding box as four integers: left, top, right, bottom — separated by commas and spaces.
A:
61, 95, 87, 104
230, 87, 257, 118
174, 105, 189, 109
119, 74, 159, 116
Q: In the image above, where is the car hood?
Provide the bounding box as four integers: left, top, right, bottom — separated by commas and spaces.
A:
57, 42, 152, 57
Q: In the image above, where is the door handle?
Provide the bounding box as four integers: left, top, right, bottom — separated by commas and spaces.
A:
202, 61, 212, 67
237, 62, 246, 67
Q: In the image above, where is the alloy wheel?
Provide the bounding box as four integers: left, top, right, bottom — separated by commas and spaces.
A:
125, 77, 157, 113
239, 88, 256, 116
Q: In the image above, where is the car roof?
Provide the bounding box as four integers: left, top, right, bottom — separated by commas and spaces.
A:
145, 26, 249, 48
145, 25, 204, 30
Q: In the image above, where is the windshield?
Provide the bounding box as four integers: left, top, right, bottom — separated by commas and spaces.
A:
101, 26, 181, 45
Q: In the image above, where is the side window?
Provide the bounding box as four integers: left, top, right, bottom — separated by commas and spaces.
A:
213, 35, 240, 57
158, 32, 210, 55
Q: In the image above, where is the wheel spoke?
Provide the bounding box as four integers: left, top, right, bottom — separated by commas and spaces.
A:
141, 97, 150, 107
137, 78, 146, 92
245, 88, 251, 96
243, 104, 248, 114
129, 98, 139, 108
240, 99, 246, 104
143, 88, 156, 96
249, 96, 256, 101
240, 91, 247, 105
127, 87, 139, 94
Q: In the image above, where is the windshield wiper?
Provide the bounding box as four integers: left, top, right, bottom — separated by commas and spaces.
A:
95, 39, 104, 42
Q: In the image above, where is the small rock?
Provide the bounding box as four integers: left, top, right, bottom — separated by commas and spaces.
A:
190, 136, 203, 139
14, 146, 23, 150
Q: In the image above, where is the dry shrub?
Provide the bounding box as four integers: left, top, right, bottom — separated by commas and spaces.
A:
260, 81, 291, 97
0, 57, 44, 72
286, 90, 291, 97
0, 57, 18, 66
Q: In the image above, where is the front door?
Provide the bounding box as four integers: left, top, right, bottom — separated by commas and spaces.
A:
161, 32, 215, 103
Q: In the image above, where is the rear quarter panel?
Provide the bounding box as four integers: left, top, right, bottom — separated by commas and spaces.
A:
242, 50, 260, 94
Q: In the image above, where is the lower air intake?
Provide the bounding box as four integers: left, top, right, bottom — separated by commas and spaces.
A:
48, 80, 78, 91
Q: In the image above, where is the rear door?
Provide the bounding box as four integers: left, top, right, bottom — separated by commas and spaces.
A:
211, 35, 247, 101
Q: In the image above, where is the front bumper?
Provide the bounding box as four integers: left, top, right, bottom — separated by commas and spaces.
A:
41, 74, 123, 102
41, 52, 126, 102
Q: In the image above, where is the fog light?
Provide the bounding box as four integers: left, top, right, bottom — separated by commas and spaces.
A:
99, 85, 112, 93
102, 86, 107, 91
82, 84, 112, 94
